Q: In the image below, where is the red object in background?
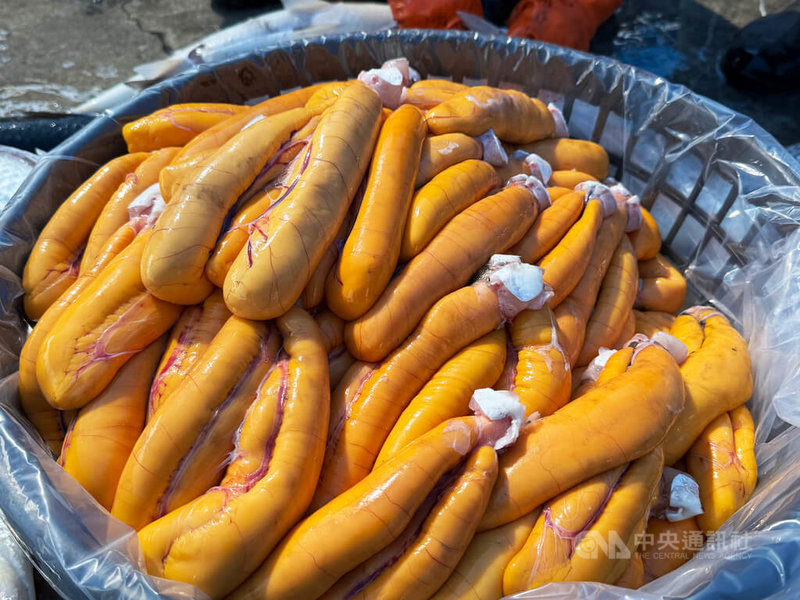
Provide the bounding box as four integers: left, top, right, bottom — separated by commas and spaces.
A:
389, 0, 482, 29
389, 0, 622, 51
507, 0, 622, 51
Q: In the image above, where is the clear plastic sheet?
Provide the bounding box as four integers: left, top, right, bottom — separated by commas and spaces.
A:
0, 30, 799, 599
0, 516, 33, 600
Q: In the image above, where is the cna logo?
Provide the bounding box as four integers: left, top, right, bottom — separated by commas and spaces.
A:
573, 528, 715, 562
573, 531, 632, 559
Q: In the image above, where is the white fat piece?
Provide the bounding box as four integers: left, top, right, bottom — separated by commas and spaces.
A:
506, 174, 551, 210
580, 347, 617, 383
380, 57, 414, 86
482, 253, 519, 269
605, 180, 632, 203
574, 181, 617, 217
128, 183, 166, 232
652, 331, 689, 365
469, 388, 526, 450
357, 66, 407, 109
522, 153, 552, 184
654, 467, 704, 522
547, 102, 569, 138
623, 196, 643, 232
626, 333, 653, 363
627, 332, 689, 365
476, 129, 508, 167
683, 305, 725, 322
479, 254, 552, 321
606, 179, 643, 232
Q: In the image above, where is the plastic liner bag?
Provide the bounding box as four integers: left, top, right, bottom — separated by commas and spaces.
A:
0, 146, 37, 600
0, 147, 37, 209
1, 30, 800, 599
